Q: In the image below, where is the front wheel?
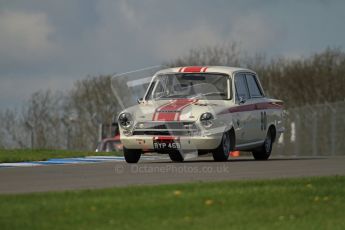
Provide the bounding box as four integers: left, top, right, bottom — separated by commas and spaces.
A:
168, 151, 184, 162
123, 147, 141, 163
212, 132, 231, 162
252, 128, 273, 160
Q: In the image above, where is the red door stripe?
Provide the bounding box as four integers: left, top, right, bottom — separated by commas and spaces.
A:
218, 102, 283, 115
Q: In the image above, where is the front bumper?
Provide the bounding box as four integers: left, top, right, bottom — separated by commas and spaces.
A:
120, 135, 222, 150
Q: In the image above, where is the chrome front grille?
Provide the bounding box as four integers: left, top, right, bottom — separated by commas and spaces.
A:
132, 121, 199, 136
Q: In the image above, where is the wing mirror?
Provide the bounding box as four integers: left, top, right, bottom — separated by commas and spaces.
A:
239, 96, 246, 104
137, 98, 143, 104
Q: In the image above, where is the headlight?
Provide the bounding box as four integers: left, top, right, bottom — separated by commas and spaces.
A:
200, 112, 214, 128
118, 112, 133, 129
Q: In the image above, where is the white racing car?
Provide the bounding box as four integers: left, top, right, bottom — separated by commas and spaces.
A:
116, 66, 284, 163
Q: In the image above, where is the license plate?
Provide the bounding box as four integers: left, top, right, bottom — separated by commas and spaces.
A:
153, 141, 181, 150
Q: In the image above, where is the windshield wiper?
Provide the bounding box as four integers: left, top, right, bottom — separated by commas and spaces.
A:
156, 94, 189, 99
197, 92, 226, 97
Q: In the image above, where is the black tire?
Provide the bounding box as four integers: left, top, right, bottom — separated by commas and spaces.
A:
212, 132, 231, 162
198, 150, 210, 156
123, 147, 141, 163
252, 128, 273, 160
168, 151, 184, 162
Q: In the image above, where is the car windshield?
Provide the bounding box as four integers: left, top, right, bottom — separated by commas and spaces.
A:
146, 73, 229, 100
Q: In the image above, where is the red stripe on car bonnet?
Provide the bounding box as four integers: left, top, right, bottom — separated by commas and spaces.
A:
153, 99, 197, 121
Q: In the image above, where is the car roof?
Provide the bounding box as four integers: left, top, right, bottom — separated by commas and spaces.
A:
155, 66, 256, 76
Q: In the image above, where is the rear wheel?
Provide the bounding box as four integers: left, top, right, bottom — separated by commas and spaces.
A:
252, 128, 273, 160
168, 151, 184, 162
123, 147, 141, 163
212, 132, 231, 162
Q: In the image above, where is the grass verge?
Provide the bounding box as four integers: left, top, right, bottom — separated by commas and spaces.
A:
0, 149, 122, 163
0, 176, 344, 230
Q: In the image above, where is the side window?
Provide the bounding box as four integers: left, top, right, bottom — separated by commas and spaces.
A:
153, 81, 165, 98
145, 81, 156, 100
234, 74, 249, 101
246, 74, 262, 97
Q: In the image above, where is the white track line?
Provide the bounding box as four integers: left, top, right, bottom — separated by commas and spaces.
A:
0, 155, 168, 168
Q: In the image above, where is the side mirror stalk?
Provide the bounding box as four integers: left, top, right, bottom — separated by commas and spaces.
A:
239, 97, 246, 104
137, 98, 143, 104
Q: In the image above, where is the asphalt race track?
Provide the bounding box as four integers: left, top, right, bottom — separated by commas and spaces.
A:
1, 156, 345, 194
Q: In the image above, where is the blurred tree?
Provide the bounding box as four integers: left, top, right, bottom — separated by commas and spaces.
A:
67, 75, 118, 150
0, 109, 27, 148
22, 90, 66, 149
